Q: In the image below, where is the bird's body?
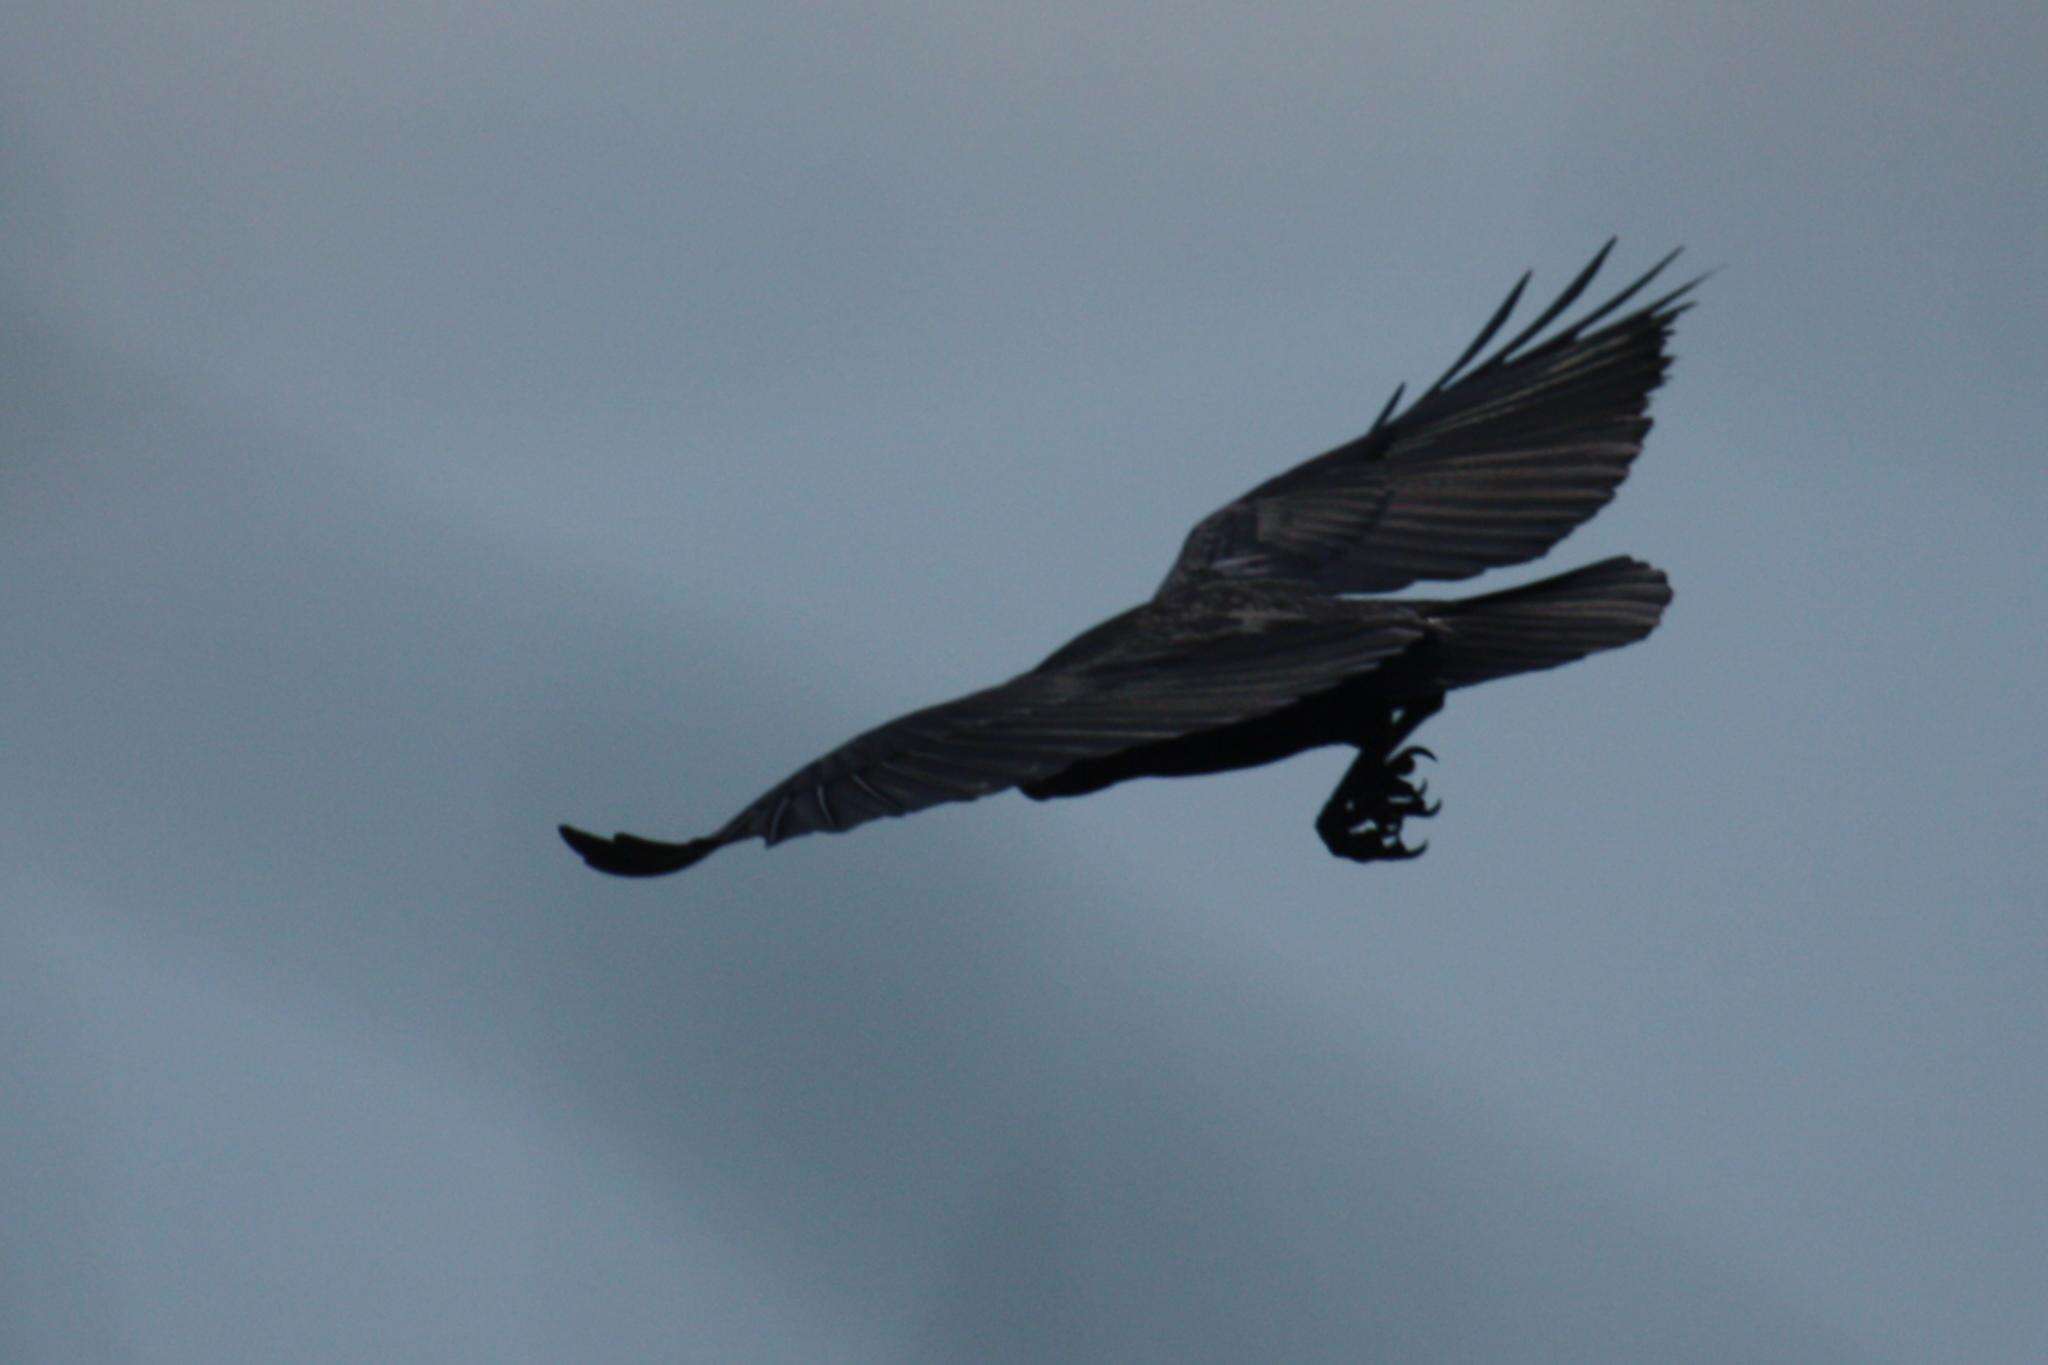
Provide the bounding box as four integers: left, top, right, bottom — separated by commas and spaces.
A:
563, 243, 1694, 876
1020, 556, 1669, 804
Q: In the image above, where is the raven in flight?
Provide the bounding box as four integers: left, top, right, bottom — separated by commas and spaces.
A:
562, 242, 1693, 876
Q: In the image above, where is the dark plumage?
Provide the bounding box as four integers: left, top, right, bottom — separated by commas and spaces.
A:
562, 243, 1694, 876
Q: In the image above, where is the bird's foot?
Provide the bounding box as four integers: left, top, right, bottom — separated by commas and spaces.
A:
1316, 746, 1440, 863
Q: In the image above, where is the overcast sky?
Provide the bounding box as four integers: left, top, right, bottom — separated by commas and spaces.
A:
4, 2, 2045, 1360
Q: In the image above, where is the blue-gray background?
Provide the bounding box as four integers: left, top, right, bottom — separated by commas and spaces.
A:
4, 3, 2043, 1360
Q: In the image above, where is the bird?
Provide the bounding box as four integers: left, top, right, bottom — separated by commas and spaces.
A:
561, 241, 1694, 877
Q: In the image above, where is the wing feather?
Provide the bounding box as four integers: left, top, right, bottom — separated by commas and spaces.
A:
1160, 244, 1700, 595
699, 611, 1423, 853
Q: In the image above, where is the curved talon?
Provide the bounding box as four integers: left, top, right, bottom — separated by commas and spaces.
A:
1380, 782, 1437, 814
1390, 746, 1436, 775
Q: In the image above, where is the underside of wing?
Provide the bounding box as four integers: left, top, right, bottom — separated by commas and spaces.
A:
575, 609, 1426, 869
1161, 242, 1701, 596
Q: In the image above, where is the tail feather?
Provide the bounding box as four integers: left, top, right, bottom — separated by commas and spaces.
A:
1420, 555, 1671, 689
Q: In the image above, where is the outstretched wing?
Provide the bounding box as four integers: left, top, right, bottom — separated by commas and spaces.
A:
1159, 242, 1700, 596
560, 609, 1423, 875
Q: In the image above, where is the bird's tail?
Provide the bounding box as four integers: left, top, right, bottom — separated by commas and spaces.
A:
1418, 555, 1671, 689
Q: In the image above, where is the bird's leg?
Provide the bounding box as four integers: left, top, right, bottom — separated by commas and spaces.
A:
1315, 693, 1445, 863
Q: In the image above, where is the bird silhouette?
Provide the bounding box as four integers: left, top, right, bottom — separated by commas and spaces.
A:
562, 242, 1693, 876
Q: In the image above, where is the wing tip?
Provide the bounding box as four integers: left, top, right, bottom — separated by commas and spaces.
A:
559, 823, 725, 877
1408, 241, 1704, 418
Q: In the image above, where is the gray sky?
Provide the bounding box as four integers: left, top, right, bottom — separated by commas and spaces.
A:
4, 2, 2044, 1360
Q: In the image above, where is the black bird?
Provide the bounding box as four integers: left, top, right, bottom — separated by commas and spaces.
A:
562, 242, 1693, 876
